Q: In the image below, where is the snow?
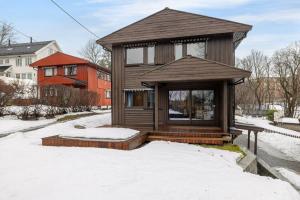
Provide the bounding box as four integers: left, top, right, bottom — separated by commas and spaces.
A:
276, 168, 300, 189
0, 113, 299, 200
0, 76, 35, 85
277, 117, 300, 124
236, 116, 300, 162
0, 115, 56, 135
60, 127, 139, 140
0, 110, 110, 136
269, 104, 284, 111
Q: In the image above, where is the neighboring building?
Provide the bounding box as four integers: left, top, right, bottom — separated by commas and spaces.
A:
30, 52, 111, 107
0, 40, 61, 81
97, 8, 251, 134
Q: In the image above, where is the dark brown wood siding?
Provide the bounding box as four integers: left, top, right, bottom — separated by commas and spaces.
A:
207, 35, 234, 65
111, 46, 125, 125
155, 43, 174, 65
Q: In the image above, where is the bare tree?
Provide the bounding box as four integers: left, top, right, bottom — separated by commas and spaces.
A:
0, 22, 15, 45
238, 50, 269, 111
273, 42, 300, 117
80, 39, 111, 68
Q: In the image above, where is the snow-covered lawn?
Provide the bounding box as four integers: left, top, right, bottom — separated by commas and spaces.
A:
0, 113, 299, 200
236, 116, 300, 162
276, 168, 300, 189
277, 117, 300, 124
0, 110, 110, 136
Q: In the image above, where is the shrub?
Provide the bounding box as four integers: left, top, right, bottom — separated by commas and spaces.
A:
266, 109, 277, 121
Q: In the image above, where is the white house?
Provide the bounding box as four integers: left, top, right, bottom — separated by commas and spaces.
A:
0, 40, 61, 82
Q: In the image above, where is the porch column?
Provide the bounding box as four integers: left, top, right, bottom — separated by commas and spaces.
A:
222, 81, 228, 132
154, 83, 159, 130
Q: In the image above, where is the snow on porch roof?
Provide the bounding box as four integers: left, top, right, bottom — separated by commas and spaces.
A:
140, 55, 251, 84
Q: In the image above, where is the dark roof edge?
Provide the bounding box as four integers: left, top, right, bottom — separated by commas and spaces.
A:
140, 55, 251, 76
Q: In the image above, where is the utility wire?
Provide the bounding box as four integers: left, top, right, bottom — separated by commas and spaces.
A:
0, 20, 35, 41
49, 0, 100, 38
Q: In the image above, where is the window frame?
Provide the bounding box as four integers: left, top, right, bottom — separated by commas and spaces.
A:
174, 41, 207, 59
16, 57, 22, 67
125, 47, 144, 66
44, 67, 57, 77
105, 90, 111, 99
125, 91, 145, 108
64, 65, 77, 76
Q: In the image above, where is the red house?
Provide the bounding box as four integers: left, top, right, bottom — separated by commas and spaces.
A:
30, 52, 111, 107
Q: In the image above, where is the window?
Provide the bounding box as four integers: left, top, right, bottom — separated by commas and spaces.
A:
147, 90, 154, 108
27, 73, 32, 80
25, 57, 32, 65
126, 47, 143, 64
6, 73, 11, 77
64, 65, 77, 76
16, 57, 22, 66
187, 42, 206, 58
105, 90, 111, 99
174, 43, 183, 60
0, 59, 3, 64
21, 73, 26, 79
106, 74, 111, 81
48, 49, 53, 55
5, 58, 9, 64
125, 91, 144, 107
147, 46, 155, 64
44, 67, 56, 77
16, 73, 20, 79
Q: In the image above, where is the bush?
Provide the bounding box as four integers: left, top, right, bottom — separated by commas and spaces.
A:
266, 109, 277, 121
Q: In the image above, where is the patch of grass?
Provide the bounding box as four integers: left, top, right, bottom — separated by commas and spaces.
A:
200, 144, 246, 156
57, 113, 98, 122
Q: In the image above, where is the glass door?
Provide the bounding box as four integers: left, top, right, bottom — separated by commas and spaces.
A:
168, 89, 216, 124
191, 90, 215, 121
168, 90, 190, 121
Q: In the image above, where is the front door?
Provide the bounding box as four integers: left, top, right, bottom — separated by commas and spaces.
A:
168, 89, 218, 126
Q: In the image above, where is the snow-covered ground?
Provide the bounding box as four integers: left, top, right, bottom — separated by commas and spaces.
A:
0, 113, 299, 200
60, 127, 139, 140
236, 116, 300, 162
277, 117, 300, 124
0, 109, 110, 136
276, 168, 300, 189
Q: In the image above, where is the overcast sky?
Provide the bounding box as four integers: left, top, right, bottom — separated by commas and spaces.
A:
1, 0, 300, 58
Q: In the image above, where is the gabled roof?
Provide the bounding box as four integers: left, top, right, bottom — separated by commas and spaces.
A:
0, 65, 12, 72
30, 52, 110, 73
0, 41, 54, 56
140, 55, 251, 84
97, 8, 252, 50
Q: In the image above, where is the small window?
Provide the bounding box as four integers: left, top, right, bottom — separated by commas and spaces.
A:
25, 57, 32, 65
126, 47, 143, 65
5, 58, 9, 64
27, 73, 32, 80
21, 73, 26, 79
174, 43, 183, 60
105, 90, 111, 99
125, 91, 144, 107
16, 57, 22, 66
147, 90, 155, 108
6, 73, 11, 77
44, 67, 56, 77
16, 73, 20, 79
0, 60, 3, 64
49, 49, 53, 55
147, 46, 155, 64
187, 42, 206, 58
64, 65, 77, 76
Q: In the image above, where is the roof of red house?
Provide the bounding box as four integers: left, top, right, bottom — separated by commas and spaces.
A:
30, 52, 110, 73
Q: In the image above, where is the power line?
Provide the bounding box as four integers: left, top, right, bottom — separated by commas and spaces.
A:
0, 20, 35, 41
49, 0, 100, 38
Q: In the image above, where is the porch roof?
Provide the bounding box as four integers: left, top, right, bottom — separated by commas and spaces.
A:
140, 55, 251, 84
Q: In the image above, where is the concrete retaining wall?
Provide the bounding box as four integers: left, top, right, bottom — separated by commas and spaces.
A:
237, 147, 257, 174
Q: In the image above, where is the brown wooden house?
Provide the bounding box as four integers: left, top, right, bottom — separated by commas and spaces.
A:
97, 8, 252, 142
